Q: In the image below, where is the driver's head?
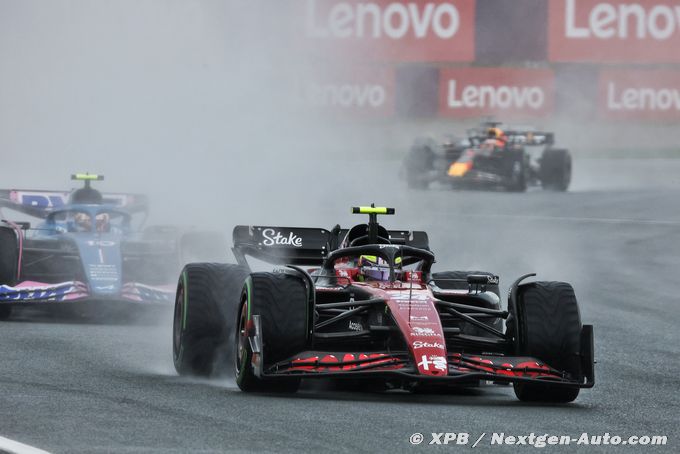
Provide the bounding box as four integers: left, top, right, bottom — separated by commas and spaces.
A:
488, 127, 505, 140
358, 255, 390, 281
74, 212, 92, 231
95, 213, 110, 232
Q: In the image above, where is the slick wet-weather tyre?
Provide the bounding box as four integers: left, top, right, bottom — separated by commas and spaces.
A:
235, 272, 308, 393
173, 263, 248, 377
512, 281, 582, 403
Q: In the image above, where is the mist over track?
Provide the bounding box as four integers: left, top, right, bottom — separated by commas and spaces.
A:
1, 158, 679, 453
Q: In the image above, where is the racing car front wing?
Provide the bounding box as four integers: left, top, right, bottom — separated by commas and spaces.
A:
0, 280, 173, 305
246, 315, 595, 388
261, 351, 593, 388
0, 281, 88, 303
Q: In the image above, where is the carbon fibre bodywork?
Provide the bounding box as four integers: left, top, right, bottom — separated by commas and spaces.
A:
231, 217, 594, 392
0, 185, 223, 311
403, 124, 571, 192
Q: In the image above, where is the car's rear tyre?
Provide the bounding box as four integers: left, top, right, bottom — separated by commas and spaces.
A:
0, 226, 18, 285
0, 306, 11, 320
0, 226, 19, 321
507, 157, 527, 192
404, 143, 435, 190
173, 263, 248, 377
511, 281, 582, 403
235, 272, 308, 393
540, 149, 571, 192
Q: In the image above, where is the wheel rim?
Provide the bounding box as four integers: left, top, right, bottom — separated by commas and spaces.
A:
172, 285, 184, 359
235, 297, 248, 375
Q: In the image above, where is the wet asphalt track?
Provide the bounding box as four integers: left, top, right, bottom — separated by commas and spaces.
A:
1, 158, 679, 453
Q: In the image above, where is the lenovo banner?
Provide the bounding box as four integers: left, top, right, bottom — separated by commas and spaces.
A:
303, 0, 475, 62
304, 67, 395, 116
599, 69, 680, 120
549, 0, 680, 62
439, 68, 555, 118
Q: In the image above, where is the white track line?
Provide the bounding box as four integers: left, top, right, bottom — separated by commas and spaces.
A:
0, 437, 51, 454
435, 212, 680, 226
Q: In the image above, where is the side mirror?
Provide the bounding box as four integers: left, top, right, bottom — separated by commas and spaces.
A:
467, 274, 499, 286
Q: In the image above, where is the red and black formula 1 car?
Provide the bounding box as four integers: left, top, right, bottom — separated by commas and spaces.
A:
403, 122, 572, 192
172, 206, 594, 402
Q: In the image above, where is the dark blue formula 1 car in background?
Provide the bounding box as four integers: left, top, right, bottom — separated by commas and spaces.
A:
403, 122, 572, 192
0, 174, 227, 320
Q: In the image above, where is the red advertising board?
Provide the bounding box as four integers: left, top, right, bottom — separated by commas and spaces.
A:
549, 0, 680, 63
439, 68, 555, 118
304, 66, 395, 116
599, 69, 680, 120
302, 0, 475, 62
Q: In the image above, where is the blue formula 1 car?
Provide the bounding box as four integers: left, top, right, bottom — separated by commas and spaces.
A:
0, 174, 226, 320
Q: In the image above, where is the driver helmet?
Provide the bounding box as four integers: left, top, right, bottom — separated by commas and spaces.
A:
487, 127, 505, 139
73, 212, 92, 232
358, 255, 390, 281
95, 212, 110, 232
487, 127, 507, 146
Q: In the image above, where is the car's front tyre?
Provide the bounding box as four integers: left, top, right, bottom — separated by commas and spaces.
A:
173, 263, 248, 377
235, 272, 308, 393
510, 281, 582, 403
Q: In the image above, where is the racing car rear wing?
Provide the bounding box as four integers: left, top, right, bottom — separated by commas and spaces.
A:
467, 130, 555, 146
0, 189, 149, 218
504, 131, 554, 146
232, 225, 429, 267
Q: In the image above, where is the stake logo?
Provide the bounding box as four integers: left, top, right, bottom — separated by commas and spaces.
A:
261, 229, 303, 247
413, 341, 444, 349
549, 0, 680, 62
